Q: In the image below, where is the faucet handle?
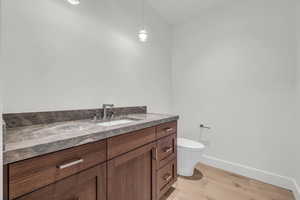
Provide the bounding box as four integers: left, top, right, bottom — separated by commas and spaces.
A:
93, 115, 98, 121
110, 111, 115, 119
2, 119, 7, 131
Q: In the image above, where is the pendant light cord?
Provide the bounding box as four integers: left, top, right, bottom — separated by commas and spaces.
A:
142, 0, 145, 30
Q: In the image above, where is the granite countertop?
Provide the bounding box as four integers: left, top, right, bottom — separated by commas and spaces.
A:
4, 113, 179, 164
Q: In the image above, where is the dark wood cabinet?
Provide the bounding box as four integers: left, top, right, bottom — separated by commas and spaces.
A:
157, 134, 177, 169
5, 121, 178, 200
107, 127, 156, 159
156, 121, 177, 139
9, 140, 107, 199
157, 160, 177, 199
107, 142, 157, 200
16, 164, 106, 200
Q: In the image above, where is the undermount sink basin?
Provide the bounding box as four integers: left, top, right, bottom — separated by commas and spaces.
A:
53, 122, 90, 131
97, 119, 136, 127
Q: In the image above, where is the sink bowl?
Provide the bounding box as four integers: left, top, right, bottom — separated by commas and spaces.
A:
53, 122, 90, 131
97, 119, 136, 127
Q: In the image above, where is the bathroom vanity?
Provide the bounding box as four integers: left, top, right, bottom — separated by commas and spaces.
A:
2, 106, 178, 200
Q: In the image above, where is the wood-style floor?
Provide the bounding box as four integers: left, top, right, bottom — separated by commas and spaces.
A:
162, 163, 295, 200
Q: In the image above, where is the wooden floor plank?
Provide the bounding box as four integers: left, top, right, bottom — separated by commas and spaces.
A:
161, 163, 295, 200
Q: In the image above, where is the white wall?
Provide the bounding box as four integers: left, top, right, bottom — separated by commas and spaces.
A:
2, 0, 172, 114
172, 0, 299, 182
2, 0, 299, 197
0, 0, 3, 197
295, 0, 300, 194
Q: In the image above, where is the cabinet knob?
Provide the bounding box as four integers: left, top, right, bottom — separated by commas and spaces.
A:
163, 147, 173, 153
163, 173, 172, 181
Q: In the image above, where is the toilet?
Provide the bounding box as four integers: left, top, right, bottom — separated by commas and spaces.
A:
177, 137, 206, 177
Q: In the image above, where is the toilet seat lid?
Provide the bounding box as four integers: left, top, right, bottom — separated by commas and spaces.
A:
177, 138, 205, 149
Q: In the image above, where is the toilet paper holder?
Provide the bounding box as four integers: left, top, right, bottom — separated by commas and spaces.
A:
199, 124, 212, 147
200, 124, 211, 129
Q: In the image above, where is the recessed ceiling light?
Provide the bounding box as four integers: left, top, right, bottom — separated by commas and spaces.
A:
67, 0, 80, 5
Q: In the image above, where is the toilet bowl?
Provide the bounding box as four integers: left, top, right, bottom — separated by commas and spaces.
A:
177, 138, 206, 177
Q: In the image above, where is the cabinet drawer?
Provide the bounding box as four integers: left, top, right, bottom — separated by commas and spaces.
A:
16, 163, 107, 200
156, 121, 177, 139
9, 140, 107, 200
107, 127, 156, 159
157, 160, 177, 199
157, 134, 177, 169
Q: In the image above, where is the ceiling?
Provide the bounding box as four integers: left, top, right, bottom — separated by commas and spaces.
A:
147, 0, 233, 25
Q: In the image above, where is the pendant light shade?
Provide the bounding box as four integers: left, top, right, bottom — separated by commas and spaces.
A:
67, 0, 80, 5
138, 29, 148, 42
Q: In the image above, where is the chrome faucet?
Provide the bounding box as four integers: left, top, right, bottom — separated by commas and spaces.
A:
102, 104, 114, 120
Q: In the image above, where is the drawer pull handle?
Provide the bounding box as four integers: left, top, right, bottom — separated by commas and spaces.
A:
163, 173, 172, 181
165, 128, 174, 132
163, 147, 173, 153
58, 159, 84, 169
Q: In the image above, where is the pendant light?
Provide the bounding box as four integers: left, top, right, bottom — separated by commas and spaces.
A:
138, 0, 148, 42
67, 0, 80, 5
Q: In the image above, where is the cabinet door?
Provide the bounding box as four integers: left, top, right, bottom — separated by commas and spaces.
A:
16, 163, 106, 200
108, 142, 157, 200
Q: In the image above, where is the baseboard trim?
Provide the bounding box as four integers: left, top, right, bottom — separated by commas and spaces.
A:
293, 180, 300, 200
200, 155, 300, 200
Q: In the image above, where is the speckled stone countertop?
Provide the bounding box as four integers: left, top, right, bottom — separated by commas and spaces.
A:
4, 113, 179, 164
